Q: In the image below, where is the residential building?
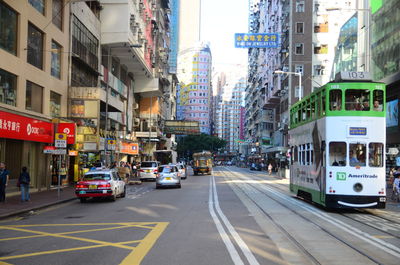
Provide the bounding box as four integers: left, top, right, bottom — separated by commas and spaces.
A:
0, 0, 70, 188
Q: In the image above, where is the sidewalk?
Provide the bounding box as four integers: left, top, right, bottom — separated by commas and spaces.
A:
0, 186, 77, 220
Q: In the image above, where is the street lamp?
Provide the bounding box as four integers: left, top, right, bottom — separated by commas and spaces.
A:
273, 70, 303, 100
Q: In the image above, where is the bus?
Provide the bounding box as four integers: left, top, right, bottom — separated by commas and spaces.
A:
289, 72, 386, 209
192, 151, 213, 175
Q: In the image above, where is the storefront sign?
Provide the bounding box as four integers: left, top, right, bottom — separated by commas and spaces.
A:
58, 123, 76, 144
83, 142, 97, 151
43, 146, 56, 154
53, 149, 67, 155
120, 142, 139, 155
68, 150, 78, 156
0, 110, 54, 143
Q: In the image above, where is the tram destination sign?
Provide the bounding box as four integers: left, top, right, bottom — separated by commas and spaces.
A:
335, 71, 372, 82
349, 127, 367, 136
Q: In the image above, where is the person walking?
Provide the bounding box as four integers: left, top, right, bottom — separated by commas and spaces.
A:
0, 162, 10, 202
393, 168, 400, 202
18, 166, 31, 202
268, 163, 273, 175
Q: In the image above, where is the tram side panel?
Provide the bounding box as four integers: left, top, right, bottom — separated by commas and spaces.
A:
289, 118, 327, 206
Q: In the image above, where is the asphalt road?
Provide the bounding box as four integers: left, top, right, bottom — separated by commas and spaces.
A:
1, 167, 400, 265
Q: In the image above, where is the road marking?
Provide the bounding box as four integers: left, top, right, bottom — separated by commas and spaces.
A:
0, 222, 168, 263
119, 222, 168, 265
208, 176, 244, 265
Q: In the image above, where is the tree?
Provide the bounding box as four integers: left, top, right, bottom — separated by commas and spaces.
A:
177, 134, 227, 159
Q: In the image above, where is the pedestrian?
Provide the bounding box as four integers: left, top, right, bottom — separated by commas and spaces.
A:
0, 162, 10, 202
393, 168, 400, 202
18, 166, 31, 202
59, 164, 67, 185
268, 163, 273, 175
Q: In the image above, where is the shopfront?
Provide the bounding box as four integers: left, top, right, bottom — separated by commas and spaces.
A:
0, 110, 54, 189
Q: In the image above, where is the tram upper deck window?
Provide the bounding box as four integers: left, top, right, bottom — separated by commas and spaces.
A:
329, 142, 346, 166
369, 143, 383, 167
373, 90, 383, 111
329, 90, 342, 111
345, 89, 370, 111
349, 143, 366, 167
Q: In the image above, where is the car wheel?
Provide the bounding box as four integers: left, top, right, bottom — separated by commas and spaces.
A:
80, 197, 87, 203
121, 186, 126, 198
177, 183, 181, 189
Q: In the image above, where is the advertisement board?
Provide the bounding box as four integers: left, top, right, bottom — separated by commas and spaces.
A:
163, 120, 200, 135
120, 142, 139, 155
235, 33, 280, 48
58, 123, 76, 144
386, 99, 398, 127
0, 110, 54, 143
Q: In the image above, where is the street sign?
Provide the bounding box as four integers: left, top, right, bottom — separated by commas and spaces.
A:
53, 149, 67, 155
43, 146, 56, 154
55, 133, 67, 148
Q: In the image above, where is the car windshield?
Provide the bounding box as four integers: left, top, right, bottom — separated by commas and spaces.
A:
159, 166, 175, 173
141, 162, 157, 168
83, 173, 111, 181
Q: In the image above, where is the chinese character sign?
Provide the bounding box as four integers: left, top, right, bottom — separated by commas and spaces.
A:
235, 33, 280, 48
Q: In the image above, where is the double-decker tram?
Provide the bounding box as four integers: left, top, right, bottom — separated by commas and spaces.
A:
289, 72, 386, 208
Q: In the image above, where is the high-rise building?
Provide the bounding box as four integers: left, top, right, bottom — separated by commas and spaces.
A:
177, 43, 212, 134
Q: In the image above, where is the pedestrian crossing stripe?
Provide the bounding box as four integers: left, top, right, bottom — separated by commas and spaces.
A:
0, 222, 168, 265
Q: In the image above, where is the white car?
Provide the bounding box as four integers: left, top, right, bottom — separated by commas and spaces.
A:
75, 169, 126, 202
176, 163, 187, 179
139, 161, 160, 180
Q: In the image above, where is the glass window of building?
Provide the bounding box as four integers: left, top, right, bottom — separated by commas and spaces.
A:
50, 91, 61, 117
29, 0, 45, 15
0, 1, 18, 55
295, 43, 304, 55
296, 22, 304, 34
51, 41, 61, 79
27, 23, 44, 69
296, 0, 305, 12
52, 0, 63, 30
26, 81, 43, 113
0, 68, 17, 106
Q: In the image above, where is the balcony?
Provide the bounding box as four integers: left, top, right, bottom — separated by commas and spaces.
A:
69, 86, 124, 112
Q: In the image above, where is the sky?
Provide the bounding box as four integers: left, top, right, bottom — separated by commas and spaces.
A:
200, 0, 249, 71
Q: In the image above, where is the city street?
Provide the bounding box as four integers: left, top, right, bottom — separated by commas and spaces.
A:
1, 167, 400, 265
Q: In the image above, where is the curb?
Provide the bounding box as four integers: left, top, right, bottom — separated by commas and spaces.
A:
0, 197, 78, 220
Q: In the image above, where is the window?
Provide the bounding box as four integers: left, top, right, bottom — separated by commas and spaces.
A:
27, 23, 44, 69
0, 1, 18, 55
295, 64, 304, 75
329, 90, 342, 111
51, 41, 61, 78
26, 81, 43, 113
314, 65, 325, 76
295, 43, 304, 55
314, 44, 328, 54
373, 90, 383, 111
321, 94, 326, 116
296, 0, 305, 12
349, 143, 366, 167
72, 16, 99, 70
29, 0, 45, 15
0, 68, 17, 106
50, 91, 61, 117
296, 22, 304, 34
329, 142, 346, 166
52, 0, 63, 30
369, 143, 383, 167
345, 89, 370, 111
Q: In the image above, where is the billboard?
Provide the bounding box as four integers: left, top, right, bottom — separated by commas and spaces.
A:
163, 120, 200, 135
386, 99, 398, 127
235, 33, 279, 48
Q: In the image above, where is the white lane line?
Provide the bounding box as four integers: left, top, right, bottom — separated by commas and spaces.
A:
212, 175, 261, 265
208, 176, 245, 265
228, 169, 400, 258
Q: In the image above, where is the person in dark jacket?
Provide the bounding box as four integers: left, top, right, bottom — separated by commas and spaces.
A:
0, 162, 10, 202
19, 166, 31, 202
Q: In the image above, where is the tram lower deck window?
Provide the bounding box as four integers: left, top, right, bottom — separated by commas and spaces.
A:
349, 143, 366, 167
329, 142, 346, 166
369, 143, 383, 167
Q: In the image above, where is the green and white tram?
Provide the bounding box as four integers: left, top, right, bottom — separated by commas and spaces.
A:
289, 72, 386, 208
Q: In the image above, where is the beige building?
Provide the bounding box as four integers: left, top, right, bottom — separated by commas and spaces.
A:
0, 0, 69, 189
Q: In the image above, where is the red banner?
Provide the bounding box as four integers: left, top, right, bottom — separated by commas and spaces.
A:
0, 111, 54, 143
58, 123, 76, 144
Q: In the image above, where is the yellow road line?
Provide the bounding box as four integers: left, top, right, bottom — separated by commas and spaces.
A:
0, 226, 135, 251
119, 222, 169, 265
6, 222, 159, 227
0, 234, 44, 242
0, 244, 107, 261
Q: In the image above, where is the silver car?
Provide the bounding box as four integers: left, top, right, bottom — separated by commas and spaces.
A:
156, 165, 181, 189
139, 161, 159, 180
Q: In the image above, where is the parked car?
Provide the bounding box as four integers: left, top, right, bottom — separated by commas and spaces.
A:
176, 163, 187, 179
250, 163, 262, 171
156, 165, 181, 189
139, 161, 160, 181
75, 169, 126, 202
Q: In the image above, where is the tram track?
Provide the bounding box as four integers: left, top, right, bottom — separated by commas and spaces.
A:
218, 167, 400, 264
238, 167, 400, 240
